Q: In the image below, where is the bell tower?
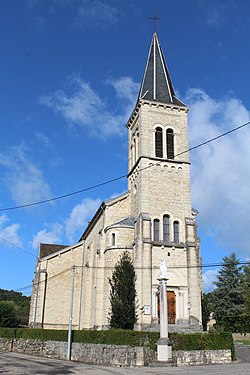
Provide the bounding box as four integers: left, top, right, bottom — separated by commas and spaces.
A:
127, 32, 202, 330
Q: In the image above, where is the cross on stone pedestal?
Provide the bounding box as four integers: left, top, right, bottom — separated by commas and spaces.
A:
157, 260, 173, 362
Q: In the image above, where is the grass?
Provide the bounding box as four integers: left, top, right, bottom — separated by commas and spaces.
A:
235, 339, 250, 346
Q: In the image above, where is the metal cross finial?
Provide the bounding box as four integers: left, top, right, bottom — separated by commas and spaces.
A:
150, 14, 160, 33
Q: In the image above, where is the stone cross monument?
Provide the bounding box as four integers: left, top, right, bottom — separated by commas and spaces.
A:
157, 260, 173, 361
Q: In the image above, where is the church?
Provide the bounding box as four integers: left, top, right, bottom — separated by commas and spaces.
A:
29, 31, 202, 332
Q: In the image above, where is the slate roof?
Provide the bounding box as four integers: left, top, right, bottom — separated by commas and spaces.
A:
106, 216, 135, 230
39, 243, 68, 259
113, 217, 135, 227
138, 32, 186, 107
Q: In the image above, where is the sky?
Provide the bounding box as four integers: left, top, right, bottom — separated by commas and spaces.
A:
0, 0, 250, 295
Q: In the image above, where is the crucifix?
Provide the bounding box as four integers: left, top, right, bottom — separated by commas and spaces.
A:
150, 14, 160, 33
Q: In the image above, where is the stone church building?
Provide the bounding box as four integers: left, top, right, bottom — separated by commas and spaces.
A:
29, 32, 202, 332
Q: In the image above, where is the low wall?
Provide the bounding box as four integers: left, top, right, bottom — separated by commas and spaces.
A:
173, 349, 231, 366
1, 338, 155, 367
0, 338, 231, 367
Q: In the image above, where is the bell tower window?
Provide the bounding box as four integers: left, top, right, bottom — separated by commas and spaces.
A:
163, 214, 170, 242
153, 219, 160, 241
166, 128, 174, 159
155, 127, 163, 158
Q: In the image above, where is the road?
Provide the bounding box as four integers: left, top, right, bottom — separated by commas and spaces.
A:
0, 349, 249, 375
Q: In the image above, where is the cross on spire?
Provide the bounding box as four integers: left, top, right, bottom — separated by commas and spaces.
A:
150, 14, 160, 33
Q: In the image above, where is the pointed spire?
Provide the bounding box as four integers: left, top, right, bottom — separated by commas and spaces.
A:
139, 33, 185, 106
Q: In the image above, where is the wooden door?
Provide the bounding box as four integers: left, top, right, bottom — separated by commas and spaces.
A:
157, 291, 176, 324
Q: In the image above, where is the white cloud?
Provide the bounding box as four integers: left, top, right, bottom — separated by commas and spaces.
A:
0, 145, 51, 206
76, 0, 118, 29
32, 223, 64, 249
65, 197, 101, 243
186, 88, 250, 257
202, 269, 218, 293
0, 214, 22, 248
40, 75, 139, 139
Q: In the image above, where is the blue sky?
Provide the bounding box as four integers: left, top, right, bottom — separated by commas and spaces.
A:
0, 0, 250, 295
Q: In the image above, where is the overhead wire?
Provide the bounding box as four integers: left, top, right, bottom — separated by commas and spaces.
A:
13, 260, 250, 293
0, 119, 250, 213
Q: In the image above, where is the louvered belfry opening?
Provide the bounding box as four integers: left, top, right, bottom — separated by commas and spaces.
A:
155, 127, 163, 158
167, 128, 174, 159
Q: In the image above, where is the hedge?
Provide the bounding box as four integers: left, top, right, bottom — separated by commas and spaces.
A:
0, 328, 234, 359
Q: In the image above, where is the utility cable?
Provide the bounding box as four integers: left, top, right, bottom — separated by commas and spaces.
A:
0, 119, 250, 213
0, 236, 37, 258
13, 260, 250, 293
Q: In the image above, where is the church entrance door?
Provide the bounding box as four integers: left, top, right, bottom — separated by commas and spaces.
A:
157, 291, 176, 324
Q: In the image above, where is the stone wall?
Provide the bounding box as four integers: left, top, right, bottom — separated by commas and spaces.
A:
173, 349, 232, 366
0, 338, 231, 367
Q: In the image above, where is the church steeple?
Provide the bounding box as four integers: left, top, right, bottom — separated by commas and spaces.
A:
139, 32, 186, 106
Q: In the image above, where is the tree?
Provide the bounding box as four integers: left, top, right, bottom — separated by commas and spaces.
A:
109, 252, 137, 329
242, 264, 250, 314
201, 292, 214, 331
0, 288, 30, 326
0, 301, 18, 327
213, 252, 245, 324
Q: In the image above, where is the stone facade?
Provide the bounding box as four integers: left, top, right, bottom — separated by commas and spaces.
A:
29, 32, 202, 332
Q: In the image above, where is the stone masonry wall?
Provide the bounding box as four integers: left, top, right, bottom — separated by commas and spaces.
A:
0, 338, 231, 367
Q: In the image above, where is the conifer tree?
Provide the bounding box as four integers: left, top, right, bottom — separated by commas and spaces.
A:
213, 252, 245, 323
109, 252, 137, 329
242, 264, 250, 314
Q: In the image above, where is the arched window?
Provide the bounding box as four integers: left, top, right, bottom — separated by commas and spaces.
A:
173, 221, 179, 243
163, 215, 170, 242
112, 233, 116, 246
133, 137, 136, 164
155, 127, 163, 158
166, 128, 174, 159
153, 219, 160, 241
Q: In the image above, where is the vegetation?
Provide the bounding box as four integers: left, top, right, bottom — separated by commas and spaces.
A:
213, 253, 245, 324
0, 301, 17, 327
201, 292, 213, 331
201, 253, 250, 334
0, 288, 30, 327
108, 252, 137, 330
0, 328, 234, 357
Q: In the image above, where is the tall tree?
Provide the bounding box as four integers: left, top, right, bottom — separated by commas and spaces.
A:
213, 252, 245, 324
242, 264, 250, 314
201, 292, 214, 331
109, 252, 137, 329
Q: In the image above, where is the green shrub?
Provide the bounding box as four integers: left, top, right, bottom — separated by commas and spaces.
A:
0, 327, 16, 338
15, 328, 68, 342
0, 328, 235, 359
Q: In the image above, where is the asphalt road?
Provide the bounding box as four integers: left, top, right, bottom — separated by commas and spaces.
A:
0, 349, 249, 375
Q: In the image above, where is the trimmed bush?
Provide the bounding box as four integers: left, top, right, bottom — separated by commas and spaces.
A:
0, 328, 16, 338
0, 328, 235, 359
15, 328, 68, 342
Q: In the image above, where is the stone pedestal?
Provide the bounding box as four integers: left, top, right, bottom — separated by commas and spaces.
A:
157, 272, 172, 361
157, 338, 173, 361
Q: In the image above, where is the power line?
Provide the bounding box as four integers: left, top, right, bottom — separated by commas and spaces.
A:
13, 260, 250, 293
0, 236, 37, 258
0, 119, 250, 213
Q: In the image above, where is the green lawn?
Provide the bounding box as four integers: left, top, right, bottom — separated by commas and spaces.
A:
235, 339, 250, 346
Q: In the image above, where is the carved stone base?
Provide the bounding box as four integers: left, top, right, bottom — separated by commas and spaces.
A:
157, 338, 173, 361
